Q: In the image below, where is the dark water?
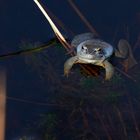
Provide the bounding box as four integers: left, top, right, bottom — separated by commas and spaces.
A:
1, 0, 140, 139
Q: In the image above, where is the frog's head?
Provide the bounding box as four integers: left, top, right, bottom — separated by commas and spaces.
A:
76, 39, 113, 61
77, 40, 105, 60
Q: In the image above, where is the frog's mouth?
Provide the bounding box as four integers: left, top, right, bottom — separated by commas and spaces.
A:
78, 53, 95, 59
78, 52, 105, 61
77, 54, 105, 65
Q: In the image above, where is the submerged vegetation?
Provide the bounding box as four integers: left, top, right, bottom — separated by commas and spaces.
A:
17, 37, 140, 140
7, 0, 140, 140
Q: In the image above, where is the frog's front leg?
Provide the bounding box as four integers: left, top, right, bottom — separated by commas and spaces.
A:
64, 56, 78, 76
100, 60, 115, 80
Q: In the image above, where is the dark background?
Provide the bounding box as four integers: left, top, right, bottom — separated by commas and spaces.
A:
0, 0, 140, 139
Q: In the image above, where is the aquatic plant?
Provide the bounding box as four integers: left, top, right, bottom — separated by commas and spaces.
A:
37, 113, 58, 140
104, 92, 123, 104
6, 1, 140, 140
80, 77, 101, 89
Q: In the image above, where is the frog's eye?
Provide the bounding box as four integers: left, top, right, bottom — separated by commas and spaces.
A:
94, 48, 101, 52
82, 45, 88, 50
81, 45, 88, 53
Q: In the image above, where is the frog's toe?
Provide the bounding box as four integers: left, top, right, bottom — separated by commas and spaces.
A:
103, 60, 114, 80
64, 56, 78, 76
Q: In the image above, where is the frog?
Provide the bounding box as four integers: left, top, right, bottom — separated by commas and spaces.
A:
64, 32, 137, 80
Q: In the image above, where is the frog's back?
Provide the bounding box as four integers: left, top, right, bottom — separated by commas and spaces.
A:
71, 32, 97, 47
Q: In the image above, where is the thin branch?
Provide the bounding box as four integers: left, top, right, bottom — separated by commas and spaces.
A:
94, 108, 112, 140
106, 113, 116, 137
7, 96, 71, 107
46, 7, 75, 36
80, 108, 89, 129
68, 0, 99, 36
133, 35, 140, 52
115, 67, 136, 82
114, 106, 128, 138
127, 92, 140, 139
0, 70, 6, 140
34, 0, 72, 50
0, 39, 57, 59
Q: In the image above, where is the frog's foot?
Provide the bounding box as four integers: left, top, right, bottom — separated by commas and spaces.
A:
64, 56, 78, 76
102, 60, 114, 80
115, 39, 137, 71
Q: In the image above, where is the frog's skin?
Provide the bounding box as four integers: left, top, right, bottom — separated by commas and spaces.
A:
64, 33, 137, 80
